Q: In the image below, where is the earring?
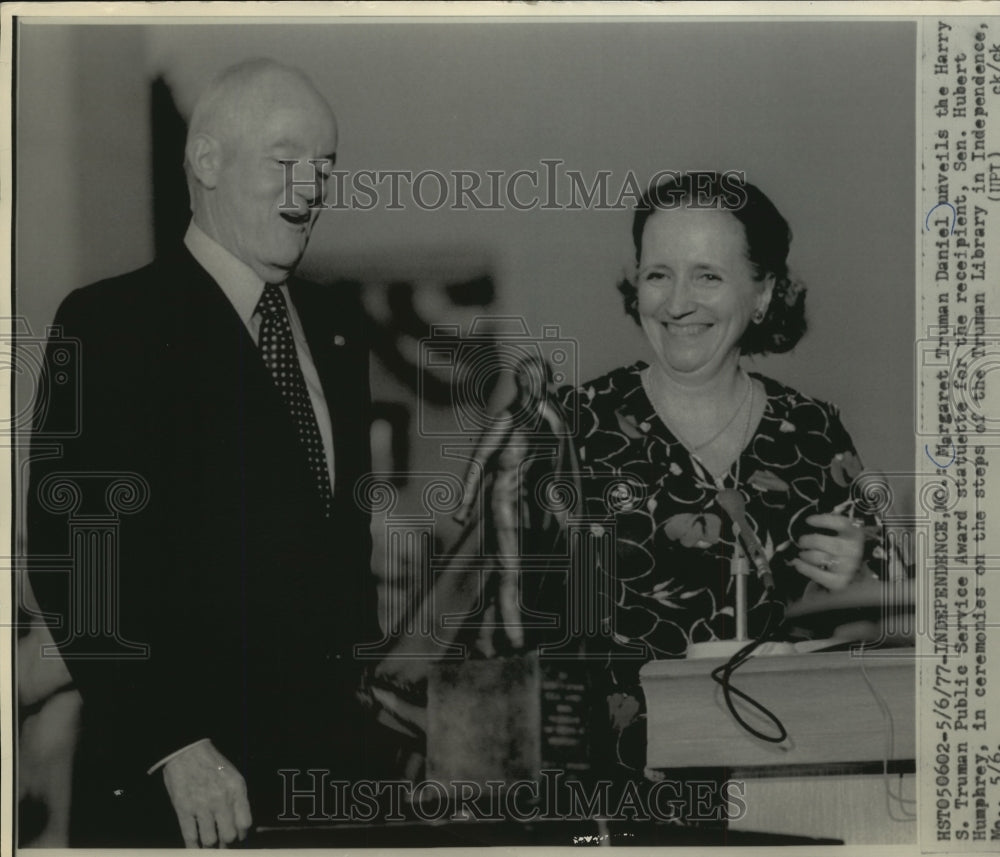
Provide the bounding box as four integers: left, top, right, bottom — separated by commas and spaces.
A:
751, 309, 765, 324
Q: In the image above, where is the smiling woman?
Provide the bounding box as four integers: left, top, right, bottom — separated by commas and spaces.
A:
636, 209, 774, 377
553, 171, 894, 789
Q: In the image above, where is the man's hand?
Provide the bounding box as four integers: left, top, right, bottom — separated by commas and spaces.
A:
162, 741, 252, 848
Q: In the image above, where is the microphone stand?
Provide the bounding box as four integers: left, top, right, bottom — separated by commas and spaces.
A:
686, 489, 785, 659
731, 532, 750, 643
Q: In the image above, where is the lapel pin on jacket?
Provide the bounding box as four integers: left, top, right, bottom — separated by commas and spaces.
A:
334, 334, 346, 347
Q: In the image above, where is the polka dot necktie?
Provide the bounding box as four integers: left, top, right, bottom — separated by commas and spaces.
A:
256, 284, 334, 518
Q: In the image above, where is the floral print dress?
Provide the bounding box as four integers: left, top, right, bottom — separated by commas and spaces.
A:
557, 362, 880, 775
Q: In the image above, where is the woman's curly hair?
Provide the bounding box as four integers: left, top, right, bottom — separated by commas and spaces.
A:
617, 171, 807, 355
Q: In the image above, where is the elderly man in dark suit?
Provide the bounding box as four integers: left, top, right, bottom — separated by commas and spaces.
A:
28, 58, 382, 847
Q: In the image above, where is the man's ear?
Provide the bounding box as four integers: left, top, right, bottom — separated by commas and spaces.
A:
185, 133, 223, 189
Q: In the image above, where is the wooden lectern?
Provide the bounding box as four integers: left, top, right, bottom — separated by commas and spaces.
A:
640, 649, 916, 844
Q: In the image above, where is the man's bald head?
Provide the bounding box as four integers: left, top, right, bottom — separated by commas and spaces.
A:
186, 58, 335, 159
183, 58, 339, 283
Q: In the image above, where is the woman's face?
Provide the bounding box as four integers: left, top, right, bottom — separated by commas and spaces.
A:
636, 207, 774, 384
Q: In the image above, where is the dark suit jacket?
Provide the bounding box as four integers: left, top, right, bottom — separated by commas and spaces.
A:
27, 245, 383, 845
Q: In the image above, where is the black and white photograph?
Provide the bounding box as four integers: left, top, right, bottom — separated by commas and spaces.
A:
4, 3, 992, 853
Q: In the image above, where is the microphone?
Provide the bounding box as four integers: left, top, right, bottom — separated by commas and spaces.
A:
716, 488, 775, 593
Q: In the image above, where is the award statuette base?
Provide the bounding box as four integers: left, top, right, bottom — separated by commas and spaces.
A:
426, 653, 590, 789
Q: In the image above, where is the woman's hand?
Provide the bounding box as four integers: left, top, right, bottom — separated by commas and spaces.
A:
791, 513, 865, 591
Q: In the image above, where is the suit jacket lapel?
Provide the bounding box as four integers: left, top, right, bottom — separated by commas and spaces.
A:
161, 245, 260, 359
159, 249, 364, 507
158, 246, 314, 487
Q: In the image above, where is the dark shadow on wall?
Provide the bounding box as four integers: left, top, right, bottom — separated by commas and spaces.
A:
151, 76, 189, 254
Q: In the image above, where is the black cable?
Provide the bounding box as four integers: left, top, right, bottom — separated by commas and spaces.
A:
709, 599, 789, 744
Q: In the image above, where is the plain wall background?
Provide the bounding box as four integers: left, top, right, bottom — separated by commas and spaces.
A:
16, 19, 916, 507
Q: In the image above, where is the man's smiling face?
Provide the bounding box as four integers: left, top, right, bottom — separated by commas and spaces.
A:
203, 73, 338, 283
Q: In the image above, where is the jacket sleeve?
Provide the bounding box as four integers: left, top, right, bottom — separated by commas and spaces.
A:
26, 286, 221, 772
